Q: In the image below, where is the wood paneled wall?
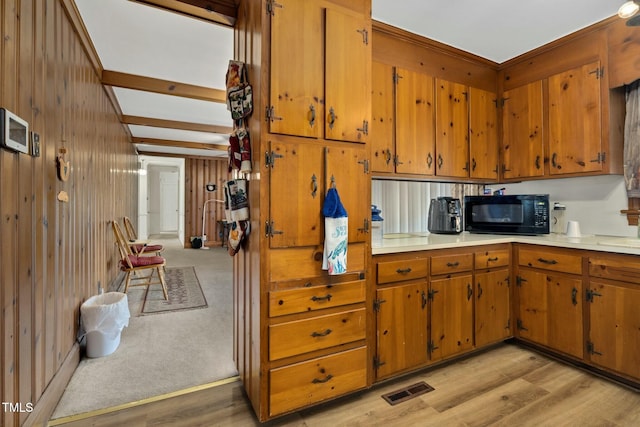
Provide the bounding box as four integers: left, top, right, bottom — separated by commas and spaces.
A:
184, 158, 229, 248
0, 1, 137, 425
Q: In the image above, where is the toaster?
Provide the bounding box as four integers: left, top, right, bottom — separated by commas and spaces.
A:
428, 197, 462, 234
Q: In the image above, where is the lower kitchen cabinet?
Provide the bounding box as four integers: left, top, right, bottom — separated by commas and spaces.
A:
430, 274, 474, 360
516, 268, 584, 359
475, 268, 511, 347
269, 346, 367, 416
375, 282, 428, 379
588, 253, 640, 381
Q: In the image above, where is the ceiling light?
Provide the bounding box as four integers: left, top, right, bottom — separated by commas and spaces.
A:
618, 1, 639, 18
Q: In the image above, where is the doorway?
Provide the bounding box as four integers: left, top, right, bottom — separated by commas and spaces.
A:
159, 170, 179, 232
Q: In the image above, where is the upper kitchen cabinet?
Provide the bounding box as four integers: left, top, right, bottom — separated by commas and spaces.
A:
435, 79, 469, 178
370, 63, 436, 176
370, 61, 395, 173
268, 0, 371, 143
469, 87, 499, 180
501, 81, 545, 180
548, 61, 603, 175
396, 67, 436, 175
268, 0, 322, 138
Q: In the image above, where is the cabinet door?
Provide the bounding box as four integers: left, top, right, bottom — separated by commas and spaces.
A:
469, 87, 499, 180
435, 79, 469, 178
268, 140, 323, 248
475, 269, 511, 347
430, 274, 474, 360
370, 61, 395, 173
548, 61, 602, 175
502, 81, 544, 179
325, 145, 369, 243
376, 282, 428, 379
588, 281, 640, 380
325, 8, 371, 143
269, 0, 322, 138
395, 67, 435, 175
517, 269, 583, 359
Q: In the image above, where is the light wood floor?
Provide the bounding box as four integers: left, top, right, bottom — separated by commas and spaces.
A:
50, 343, 640, 427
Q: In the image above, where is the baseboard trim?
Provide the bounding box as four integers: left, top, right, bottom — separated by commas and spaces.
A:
23, 343, 81, 427
47, 376, 240, 426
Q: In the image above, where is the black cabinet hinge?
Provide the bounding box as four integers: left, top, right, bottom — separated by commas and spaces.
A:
373, 298, 386, 312
516, 319, 528, 331
427, 288, 439, 300
373, 355, 385, 369
516, 276, 527, 287
265, 220, 283, 237
428, 340, 439, 353
265, 150, 284, 167
587, 341, 603, 356
586, 289, 603, 303
266, 0, 283, 16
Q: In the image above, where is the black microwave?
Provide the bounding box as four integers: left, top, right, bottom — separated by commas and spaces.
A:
464, 194, 550, 235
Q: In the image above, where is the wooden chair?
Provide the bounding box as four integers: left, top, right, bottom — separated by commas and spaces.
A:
122, 216, 163, 256
112, 220, 168, 300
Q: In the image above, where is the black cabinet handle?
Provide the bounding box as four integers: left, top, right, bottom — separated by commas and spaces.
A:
571, 288, 578, 306
311, 329, 332, 338
396, 267, 412, 274
537, 258, 558, 265
467, 283, 473, 301
312, 374, 334, 384
446, 261, 459, 268
311, 294, 332, 302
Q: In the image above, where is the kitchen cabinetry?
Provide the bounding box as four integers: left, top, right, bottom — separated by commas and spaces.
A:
587, 254, 640, 381
515, 245, 584, 360
374, 257, 429, 379
370, 63, 435, 175
548, 61, 603, 175
469, 87, 499, 180
435, 79, 469, 178
267, 139, 370, 248
269, 0, 370, 143
429, 251, 474, 360
474, 248, 510, 347
370, 63, 498, 180
501, 81, 545, 180
235, 0, 372, 421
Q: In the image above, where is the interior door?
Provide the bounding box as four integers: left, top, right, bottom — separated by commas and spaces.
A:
159, 170, 179, 232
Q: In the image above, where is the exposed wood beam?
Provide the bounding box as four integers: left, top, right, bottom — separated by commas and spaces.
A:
131, 136, 228, 152
136, 150, 226, 160
102, 70, 226, 103
122, 115, 232, 134
130, 0, 237, 27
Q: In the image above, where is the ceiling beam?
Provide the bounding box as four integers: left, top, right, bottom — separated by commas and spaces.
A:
130, 0, 237, 27
131, 136, 229, 152
102, 70, 227, 103
122, 115, 232, 134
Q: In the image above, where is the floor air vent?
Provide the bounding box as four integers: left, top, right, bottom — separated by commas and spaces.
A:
381, 381, 435, 406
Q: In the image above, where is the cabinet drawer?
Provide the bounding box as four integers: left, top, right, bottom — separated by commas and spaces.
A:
475, 249, 510, 269
431, 253, 473, 275
269, 243, 366, 282
269, 280, 365, 317
589, 253, 640, 284
377, 258, 428, 284
518, 247, 582, 275
269, 308, 366, 360
269, 346, 367, 416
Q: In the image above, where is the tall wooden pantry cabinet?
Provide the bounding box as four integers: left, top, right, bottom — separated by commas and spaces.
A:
234, 0, 372, 422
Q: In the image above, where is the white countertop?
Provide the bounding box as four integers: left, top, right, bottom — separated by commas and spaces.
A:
372, 232, 640, 256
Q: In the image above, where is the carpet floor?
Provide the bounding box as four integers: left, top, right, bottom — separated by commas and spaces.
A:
51, 237, 236, 419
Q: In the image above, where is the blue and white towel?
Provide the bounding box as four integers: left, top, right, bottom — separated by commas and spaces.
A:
322, 187, 348, 275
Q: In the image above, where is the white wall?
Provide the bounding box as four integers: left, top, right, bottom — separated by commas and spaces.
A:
499, 175, 634, 237
372, 175, 635, 237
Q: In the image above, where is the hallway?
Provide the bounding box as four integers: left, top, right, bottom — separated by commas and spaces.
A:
49, 237, 236, 422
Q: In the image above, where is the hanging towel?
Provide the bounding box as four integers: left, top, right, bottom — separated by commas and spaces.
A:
322, 187, 348, 275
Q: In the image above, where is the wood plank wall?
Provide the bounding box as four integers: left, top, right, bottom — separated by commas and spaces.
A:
184, 158, 229, 248
0, 1, 137, 425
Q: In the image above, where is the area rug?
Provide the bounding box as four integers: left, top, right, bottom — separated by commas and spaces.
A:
141, 266, 208, 314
